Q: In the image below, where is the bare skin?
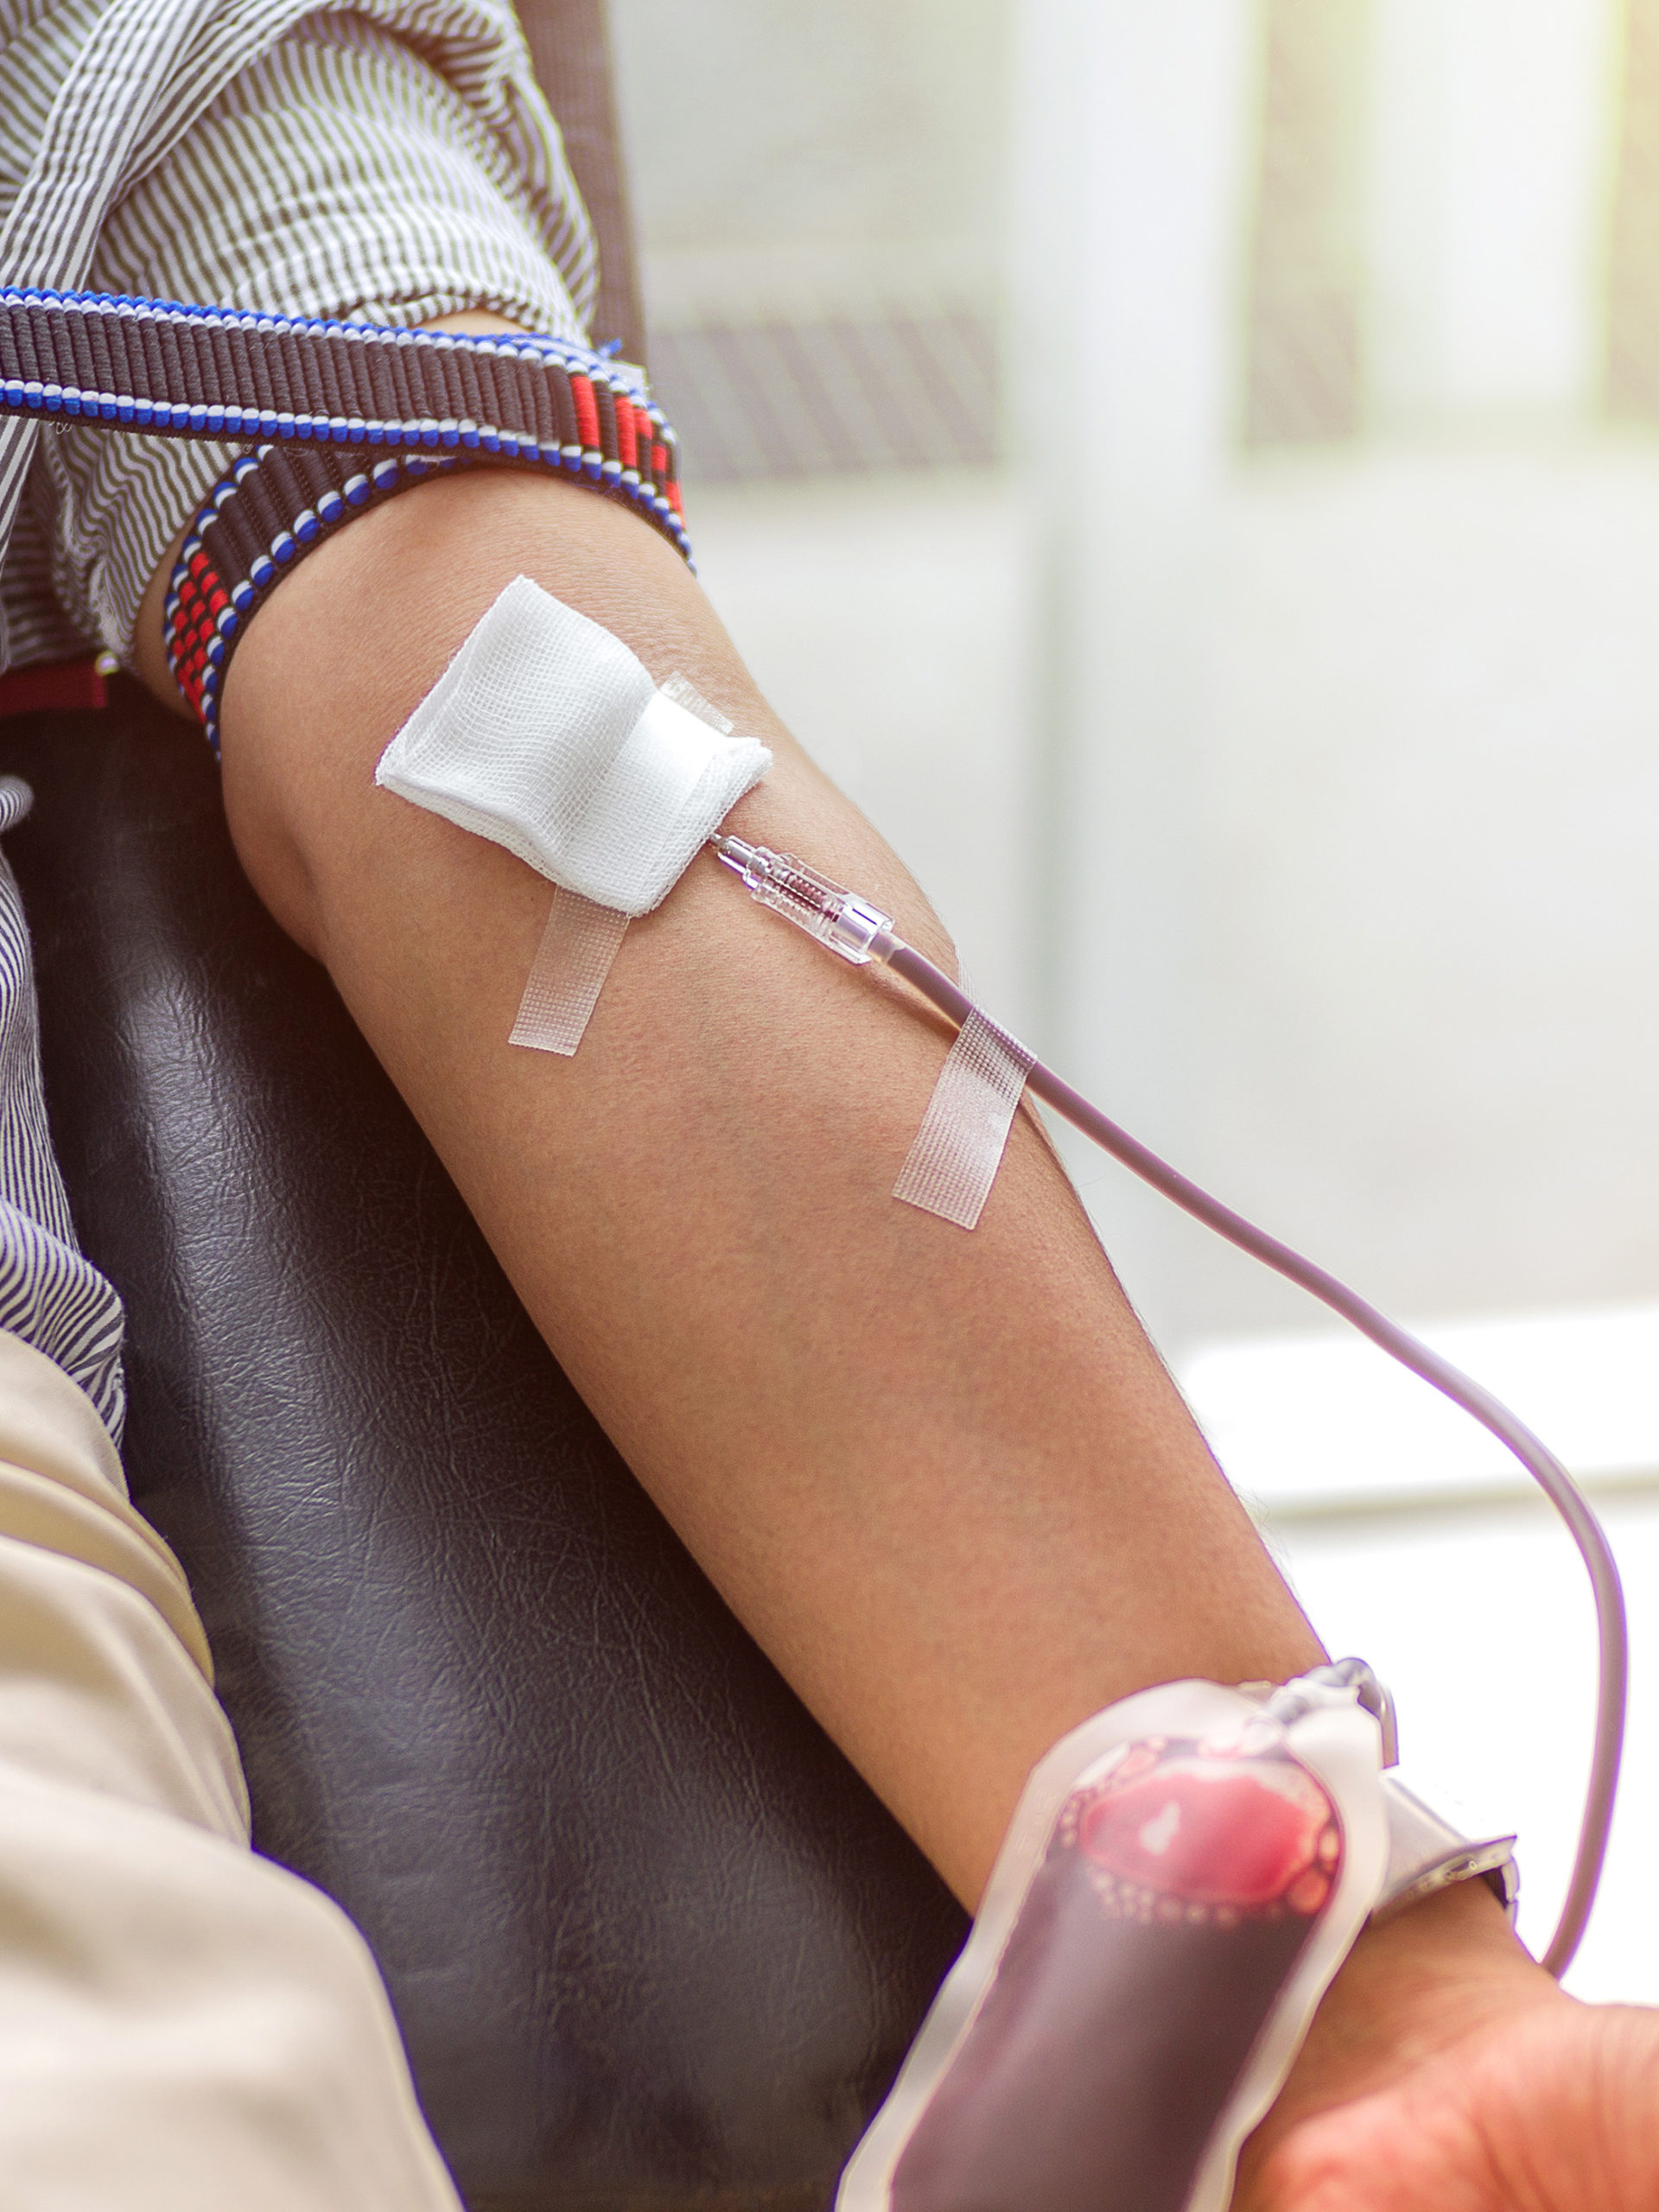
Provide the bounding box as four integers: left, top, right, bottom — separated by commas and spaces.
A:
1236, 1884, 1659, 2211
135, 315, 1659, 2205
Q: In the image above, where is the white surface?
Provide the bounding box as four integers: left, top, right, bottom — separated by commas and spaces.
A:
1011, 0, 1659, 1359
1182, 1299, 1659, 1514
612, 0, 1008, 327
1368, 0, 1618, 423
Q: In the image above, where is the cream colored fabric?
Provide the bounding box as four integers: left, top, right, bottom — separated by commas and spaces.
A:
0, 1328, 462, 2211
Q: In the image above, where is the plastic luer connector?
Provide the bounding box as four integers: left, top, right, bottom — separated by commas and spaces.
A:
711, 836, 896, 964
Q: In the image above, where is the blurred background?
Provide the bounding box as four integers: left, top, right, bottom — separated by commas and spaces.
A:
607, 0, 1659, 1999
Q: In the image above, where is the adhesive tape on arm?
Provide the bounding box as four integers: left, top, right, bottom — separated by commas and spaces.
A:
374, 575, 772, 917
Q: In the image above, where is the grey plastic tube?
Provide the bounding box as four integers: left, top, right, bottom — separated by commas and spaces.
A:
883, 940, 1626, 1981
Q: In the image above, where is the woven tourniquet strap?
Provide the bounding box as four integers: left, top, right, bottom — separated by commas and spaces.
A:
0, 285, 689, 745
165, 442, 491, 747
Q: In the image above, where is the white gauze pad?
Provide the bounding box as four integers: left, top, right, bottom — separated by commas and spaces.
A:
375, 575, 772, 918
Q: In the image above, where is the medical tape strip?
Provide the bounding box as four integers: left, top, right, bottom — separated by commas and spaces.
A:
658, 670, 734, 734
376, 575, 771, 1049
893, 1008, 1037, 1230
510, 889, 631, 1054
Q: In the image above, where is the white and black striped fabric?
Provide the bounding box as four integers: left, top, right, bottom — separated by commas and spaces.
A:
0, 0, 603, 1430
0, 0, 599, 669
0, 779, 124, 1436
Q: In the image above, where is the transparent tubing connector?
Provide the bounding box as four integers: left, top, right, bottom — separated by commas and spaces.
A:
712, 836, 897, 965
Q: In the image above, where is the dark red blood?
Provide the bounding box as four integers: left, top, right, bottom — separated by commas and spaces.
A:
1077, 1759, 1333, 1909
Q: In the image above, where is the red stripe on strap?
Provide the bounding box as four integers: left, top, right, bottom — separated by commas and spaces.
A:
570, 374, 601, 452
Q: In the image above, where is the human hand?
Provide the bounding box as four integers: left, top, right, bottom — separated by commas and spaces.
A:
1235, 1884, 1659, 2210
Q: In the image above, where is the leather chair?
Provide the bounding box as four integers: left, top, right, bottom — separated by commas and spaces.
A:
0, 8, 966, 2205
